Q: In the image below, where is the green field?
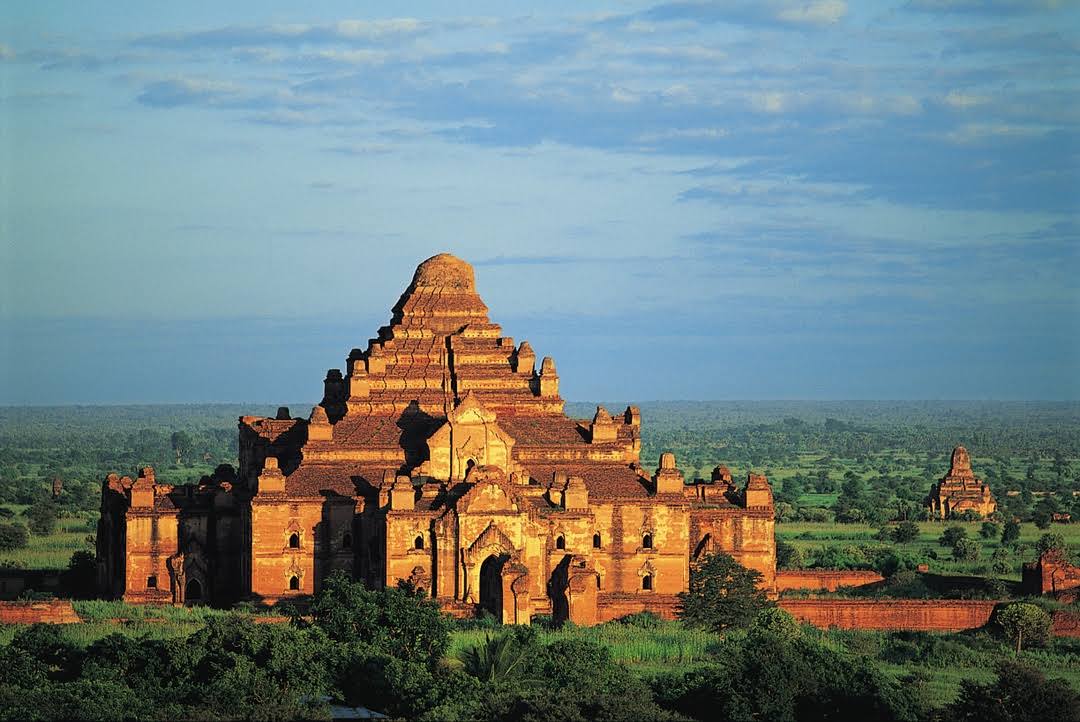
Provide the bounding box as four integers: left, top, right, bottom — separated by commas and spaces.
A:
0, 505, 96, 570
776, 520, 1080, 581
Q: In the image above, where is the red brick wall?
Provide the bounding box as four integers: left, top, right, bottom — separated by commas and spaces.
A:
0, 601, 80, 624
596, 593, 681, 622
775, 570, 884, 593
779, 599, 997, 632
1052, 611, 1080, 637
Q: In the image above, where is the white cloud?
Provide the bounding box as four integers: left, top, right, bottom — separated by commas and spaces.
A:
943, 122, 1048, 143
776, 0, 848, 24
638, 127, 729, 142
943, 90, 989, 109
333, 19, 425, 38
751, 91, 790, 113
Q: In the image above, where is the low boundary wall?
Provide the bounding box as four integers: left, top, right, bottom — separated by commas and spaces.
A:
779, 599, 998, 632
775, 570, 885, 593
0, 601, 80, 624
597, 593, 681, 622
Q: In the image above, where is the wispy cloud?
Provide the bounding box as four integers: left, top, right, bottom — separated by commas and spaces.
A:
642, 0, 847, 27
133, 19, 445, 50
136, 77, 244, 108
906, 0, 1068, 15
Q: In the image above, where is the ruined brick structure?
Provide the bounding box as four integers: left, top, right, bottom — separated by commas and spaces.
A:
98, 254, 775, 623
926, 446, 996, 520
1023, 549, 1080, 600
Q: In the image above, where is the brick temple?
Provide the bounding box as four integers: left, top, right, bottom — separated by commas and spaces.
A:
98, 254, 776, 623
926, 445, 997, 520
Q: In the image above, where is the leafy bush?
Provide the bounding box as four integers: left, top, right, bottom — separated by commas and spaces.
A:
1036, 533, 1067, 556
776, 539, 805, 569
991, 547, 1012, 575
952, 537, 981, 562
1001, 519, 1021, 545
892, 520, 920, 543
25, 501, 58, 536
946, 661, 1080, 722
615, 611, 666, 629
0, 522, 29, 551
939, 525, 967, 547
655, 632, 920, 722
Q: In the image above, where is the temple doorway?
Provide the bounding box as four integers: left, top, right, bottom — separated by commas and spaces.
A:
479, 555, 504, 619
185, 578, 203, 604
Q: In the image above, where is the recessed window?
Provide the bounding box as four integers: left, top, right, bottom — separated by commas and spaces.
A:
596, 576, 602, 590
642, 574, 653, 591
289, 532, 300, 549
555, 535, 566, 550
146, 575, 157, 589
642, 533, 653, 549
414, 535, 424, 550
289, 575, 300, 591
593, 533, 602, 549
342, 532, 352, 549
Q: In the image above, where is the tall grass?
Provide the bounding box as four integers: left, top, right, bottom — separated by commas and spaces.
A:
72, 600, 239, 623
449, 620, 717, 667
0, 619, 205, 647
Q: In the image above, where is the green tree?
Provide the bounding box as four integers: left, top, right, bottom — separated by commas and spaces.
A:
25, 501, 57, 536
939, 525, 967, 547
892, 520, 920, 543
0, 522, 29, 551
952, 537, 981, 562
991, 547, 1012, 575
656, 633, 919, 722
747, 607, 803, 642
1035, 532, 1067, 557
946, 661, 1080, 722
310, 571, 450, 663
62, 550, 98, 599
1002, 519, 1021, 545
996, 603, 1052, 655
776, 539, 804, 569
170, 431, 193, 465
980, 521, 1001, 540
678, 552, 772, 633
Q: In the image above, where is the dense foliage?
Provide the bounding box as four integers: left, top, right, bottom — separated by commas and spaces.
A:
945, 661, 1080, 722
654, 619, 922, 722
0, 618, 333, 720
678, 552, 772, 633
1, 590, 1078, 721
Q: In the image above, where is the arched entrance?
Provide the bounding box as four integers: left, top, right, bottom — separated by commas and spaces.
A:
185, 578, 203, 604
479, 555, 505, 618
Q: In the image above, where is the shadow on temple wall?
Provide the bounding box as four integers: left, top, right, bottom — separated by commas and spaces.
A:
547, 554, 572, 624
396, 401, 442, 473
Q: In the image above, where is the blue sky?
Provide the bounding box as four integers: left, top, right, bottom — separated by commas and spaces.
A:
1, 1, 1077, 403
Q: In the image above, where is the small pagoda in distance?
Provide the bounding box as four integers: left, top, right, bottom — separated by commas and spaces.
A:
926, 446, 996, 520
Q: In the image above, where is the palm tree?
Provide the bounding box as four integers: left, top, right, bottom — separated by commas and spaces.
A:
457, 632, 530, 683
